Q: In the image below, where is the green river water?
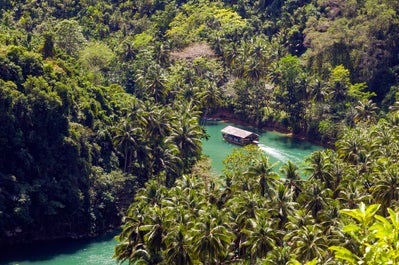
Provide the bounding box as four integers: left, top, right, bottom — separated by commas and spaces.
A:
1, 121, 323, 265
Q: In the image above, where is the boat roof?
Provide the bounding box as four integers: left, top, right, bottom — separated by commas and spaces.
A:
221, 125, 258, 138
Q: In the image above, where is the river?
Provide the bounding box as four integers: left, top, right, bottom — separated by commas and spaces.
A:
202, 121, 323, 176
1, 121, 323, 265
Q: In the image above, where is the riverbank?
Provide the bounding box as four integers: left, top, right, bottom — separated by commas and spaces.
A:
205, 108, 334, 149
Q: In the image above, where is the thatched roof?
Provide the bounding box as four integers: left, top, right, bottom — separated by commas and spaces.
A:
221, 126, 258, 139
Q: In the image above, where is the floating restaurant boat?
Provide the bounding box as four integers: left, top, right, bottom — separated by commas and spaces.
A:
221, 125, 259, 146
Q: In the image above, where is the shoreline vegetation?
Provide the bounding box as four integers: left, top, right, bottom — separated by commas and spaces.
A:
205, 108, 334, 149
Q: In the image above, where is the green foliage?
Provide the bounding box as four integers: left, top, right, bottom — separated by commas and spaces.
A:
55, 19, 86, 57
80, 42, 115, 72
330, 203, 399, 264
1, 0, 399, 258
166, 2, 248, 47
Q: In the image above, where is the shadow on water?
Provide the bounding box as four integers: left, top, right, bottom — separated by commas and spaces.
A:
267, 133, 316, 150
0, 230, 120, 265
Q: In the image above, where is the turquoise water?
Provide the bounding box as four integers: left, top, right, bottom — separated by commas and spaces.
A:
202, 121, 323, 176
1, 121, 322, 265
0, 231, 119, 265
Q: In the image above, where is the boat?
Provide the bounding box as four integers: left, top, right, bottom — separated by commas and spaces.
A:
221, 125, 259, 146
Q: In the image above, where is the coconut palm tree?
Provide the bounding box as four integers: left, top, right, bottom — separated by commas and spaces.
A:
287, 224, 328, 263
189, 214, 235, 265
245, 154, 279, 198
280, 160, 302, 199
114, 206, 147, 263
229, 191, 266, 227
337, 182, 371, 209
243, 211, 277, 264
263, 246, 295, 265
336, 131, 366, 165
198, 81, 223, 119
141, 102, 172, 142
113, 118, 143, 172
270, 183, 297, 229
136, 63, 169, 104
301, 183, 332, 221
371, 164, 399, 213
163, 224, 194, 265
140, 206, 166, 261
135, 180, 167, 208
150, 140, 181, 186
169, 106, 203, 170
354, 99, 379, 124
304, 151, 333, 189
285, 209, 314, 232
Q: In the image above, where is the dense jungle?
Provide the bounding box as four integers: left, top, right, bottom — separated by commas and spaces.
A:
1, 0, 399, 264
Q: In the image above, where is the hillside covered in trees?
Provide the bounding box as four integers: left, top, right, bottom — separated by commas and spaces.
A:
1, 0, 399, 264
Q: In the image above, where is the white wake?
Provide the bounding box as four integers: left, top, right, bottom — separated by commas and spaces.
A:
257, 144, 299, 163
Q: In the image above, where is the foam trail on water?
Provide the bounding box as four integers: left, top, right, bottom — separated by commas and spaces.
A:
258, 144, 289, 163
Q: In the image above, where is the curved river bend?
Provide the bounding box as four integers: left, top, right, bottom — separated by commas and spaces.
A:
1, 121, 323, 265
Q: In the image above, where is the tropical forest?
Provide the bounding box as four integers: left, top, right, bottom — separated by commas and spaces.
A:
1, 0, 399, 264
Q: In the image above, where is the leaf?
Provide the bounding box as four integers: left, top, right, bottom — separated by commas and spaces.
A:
305, 258, 318, 265
370, 222, 391, 240
329, 246, 359, 263
343, 223, 361, 233
372, 215, 393, 239
388, 208, 399, 229
340, 203, 380, 224
340, 208, 363, 223
365, 204, 380, 219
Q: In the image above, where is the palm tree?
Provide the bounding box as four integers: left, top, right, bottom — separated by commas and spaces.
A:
337, 182, 371, 209
285, 209, 314, 232
327, 161, 345, 195
245, 154, 279, 198
263, 246, 295, 265
270, 183, 297, 229
163, 225, 194, 265
244, 57, 263, 80
150, 140, 181, 186
223, 42, 239, 67
304, 151, 333, 189
140, 206, 165, 261
280, 160, 301, 199
113, 118, 143, 172
136, 63, 169, 103
169, 105, 203, 170
287, 224, 328, 262
354, 99, 379, 124
153, 42, 170, 66
336, 131, 365, 165
189, 214, 235, 264
243, 212, 276, 264
135, 180, 167, 207
229, 191, 265, 226
301, 183, 331, 221
141, 102, 172, 142
198, 81, 223, 118
319, 201, 341, 236
371, 165, 399, 213
113, 206, 147, 263
309, 78, 328, 105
